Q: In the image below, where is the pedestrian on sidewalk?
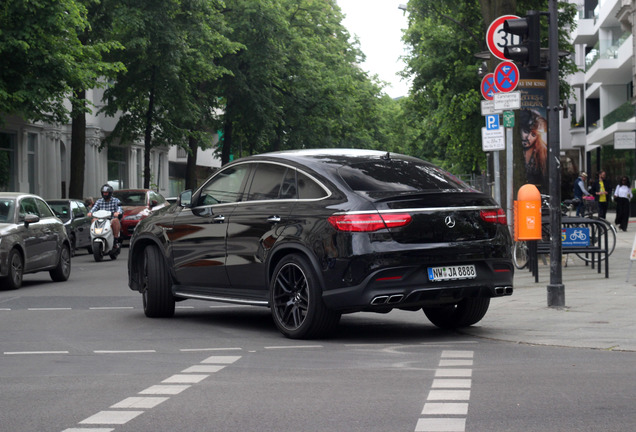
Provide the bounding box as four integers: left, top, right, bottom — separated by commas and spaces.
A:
573, 171, 591, 217
592, 170, 611, 219
614, 176, 632, 231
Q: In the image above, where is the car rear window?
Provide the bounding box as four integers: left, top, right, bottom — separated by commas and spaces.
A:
338, 159, 472, 193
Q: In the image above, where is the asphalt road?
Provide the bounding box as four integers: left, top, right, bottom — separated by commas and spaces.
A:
1, 248, 635, 432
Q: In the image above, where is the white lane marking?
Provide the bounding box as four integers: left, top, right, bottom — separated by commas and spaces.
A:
201, 355, 242, 364
434, 369, 472, 378
180, 347, 242, 352
162, 374, 209, 384
138, 384, 191, 395
438, 359, 473, 367
422, 403, 469, 415
427, 390, 471, 401
414, 350, 474, 432
89, 307, 134, 310
431, 379, 472, 389
264, 345, 323, 350
441, 350, 473, 358
62, 428, 114, 432
28, 308, 72, 311
94, 350, 156, 354
182, 365, 225, 373
79, 411, 143, 425
415, 417, 466, 432
110, 397, 169, 409
5, 351, 69, 355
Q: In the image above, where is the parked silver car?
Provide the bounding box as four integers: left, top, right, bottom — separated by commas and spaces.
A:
46, 199, 92, 256
0, 193, 71, 289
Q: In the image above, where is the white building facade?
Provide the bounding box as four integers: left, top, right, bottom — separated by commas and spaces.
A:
566, 0, 636, 178
0, 86, 221, 199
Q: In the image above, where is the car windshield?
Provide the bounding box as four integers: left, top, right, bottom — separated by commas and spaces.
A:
338, 159, 473, 195
114, 192, 146, 206
49, 203, 71, 221
0, 198, 16, 224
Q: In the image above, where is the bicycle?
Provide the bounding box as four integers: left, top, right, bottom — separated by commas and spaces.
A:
512, 196, 616, 268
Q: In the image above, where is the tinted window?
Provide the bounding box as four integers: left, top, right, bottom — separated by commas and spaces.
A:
49, 202, 71, 221
198, 164, 250, 205
0, 198, 15, 223
19, 197, 39, 220
338, 160, 471, 193
298, 172, 328, 199
36, 198, 54, 218
280, 169, 297, 199
247, 163, 288, 201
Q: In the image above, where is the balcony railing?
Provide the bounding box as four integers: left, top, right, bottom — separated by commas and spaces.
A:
585, 31, 630, 69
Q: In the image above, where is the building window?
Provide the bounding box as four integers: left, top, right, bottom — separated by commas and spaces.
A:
107, 146, 127, 190
0, 132, 16, 192
27, 133, 37, 194
177, 147, 187, 158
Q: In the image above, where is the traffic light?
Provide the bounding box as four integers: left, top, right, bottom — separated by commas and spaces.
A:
503, 11, 541, 69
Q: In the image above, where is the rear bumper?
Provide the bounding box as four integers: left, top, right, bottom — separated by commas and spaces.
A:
321, 257, 514, 313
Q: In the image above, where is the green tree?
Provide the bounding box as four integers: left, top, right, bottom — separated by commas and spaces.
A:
218, 0, 388, 164
102, 0, 238, 188
0, 0, 119, 124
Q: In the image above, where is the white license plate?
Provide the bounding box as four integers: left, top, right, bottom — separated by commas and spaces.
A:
427, 265, 476, 282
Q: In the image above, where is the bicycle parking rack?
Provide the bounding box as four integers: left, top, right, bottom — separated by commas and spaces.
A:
528, 216, 609, 282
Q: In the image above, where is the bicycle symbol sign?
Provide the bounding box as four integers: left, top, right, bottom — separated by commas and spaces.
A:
562, 227, 590, 247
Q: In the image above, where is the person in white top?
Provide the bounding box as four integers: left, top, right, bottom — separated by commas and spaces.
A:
614, 176, 633, 231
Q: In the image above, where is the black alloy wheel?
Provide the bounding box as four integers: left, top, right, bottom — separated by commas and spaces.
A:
50, 244, 71, 282
2, 249, 23, 290
141, 245, 175, 318
269, 254, 340, 339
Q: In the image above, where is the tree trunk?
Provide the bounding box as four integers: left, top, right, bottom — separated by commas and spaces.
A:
143, 69, 156, 189
69, 89, 86, 199
186, 135, 198, 190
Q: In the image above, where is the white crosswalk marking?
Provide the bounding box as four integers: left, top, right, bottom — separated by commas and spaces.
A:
415, 350, 475, 432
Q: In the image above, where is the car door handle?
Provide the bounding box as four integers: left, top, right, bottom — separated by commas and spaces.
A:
213, 215, 226, 223
267, 216, 281, 223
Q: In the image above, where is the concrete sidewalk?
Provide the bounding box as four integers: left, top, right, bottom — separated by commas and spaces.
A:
462, 214, 636, 352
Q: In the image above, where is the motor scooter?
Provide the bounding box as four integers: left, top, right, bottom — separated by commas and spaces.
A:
90, 209, 121, 262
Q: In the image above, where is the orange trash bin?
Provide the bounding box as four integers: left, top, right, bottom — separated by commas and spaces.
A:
514, 184, 542, 241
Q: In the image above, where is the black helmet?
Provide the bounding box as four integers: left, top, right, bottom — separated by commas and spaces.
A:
101, 184, 114, 200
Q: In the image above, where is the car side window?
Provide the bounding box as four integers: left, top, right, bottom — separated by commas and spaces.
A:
19, 197, 39, 221
198, 164, 250, 205
73, 201, 86, 218
246, 163, 289, 201
36, 198, 54, 218
298, 172, 328, 199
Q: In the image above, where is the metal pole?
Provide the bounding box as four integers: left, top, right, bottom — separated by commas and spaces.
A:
494, 150, 501, 205
547, 0, 564, 307
506, 127, 513, 233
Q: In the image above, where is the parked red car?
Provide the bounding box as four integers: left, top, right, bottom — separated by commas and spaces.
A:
113, 189, 167, 239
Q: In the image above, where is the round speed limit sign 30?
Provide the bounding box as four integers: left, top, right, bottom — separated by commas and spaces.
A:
486, 15, 521, 60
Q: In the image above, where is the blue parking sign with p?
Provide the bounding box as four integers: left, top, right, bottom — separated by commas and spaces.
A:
486, 114, 499, 130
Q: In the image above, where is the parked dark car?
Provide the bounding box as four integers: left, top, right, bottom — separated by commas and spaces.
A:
47, 199, 92, 256
127, 149, 513, 339
113, 189, 167, 239
0, 193, 71, 289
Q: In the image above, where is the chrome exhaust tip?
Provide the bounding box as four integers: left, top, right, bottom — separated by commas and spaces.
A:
387, 294, 403, 304
370, 296, 389, 305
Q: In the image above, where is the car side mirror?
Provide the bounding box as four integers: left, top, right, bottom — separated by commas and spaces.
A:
24, 213, 39, 227
178, 190, 192, 207
150, 199, 158, 209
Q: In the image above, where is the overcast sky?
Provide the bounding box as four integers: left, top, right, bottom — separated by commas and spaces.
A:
337, 0, 411, 98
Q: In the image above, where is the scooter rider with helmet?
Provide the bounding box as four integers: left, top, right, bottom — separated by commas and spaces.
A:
88, 184, 123, 248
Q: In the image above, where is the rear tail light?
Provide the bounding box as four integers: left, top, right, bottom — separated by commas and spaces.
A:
480, 208, 507, 225
328, 213, 412, 232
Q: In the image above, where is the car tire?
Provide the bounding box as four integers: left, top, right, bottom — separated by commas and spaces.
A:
269, 254, 340, 339
50, 244, 71, 282
142, 245, 175, 318
423, 297, 490, 329
1, 249, 23, 290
